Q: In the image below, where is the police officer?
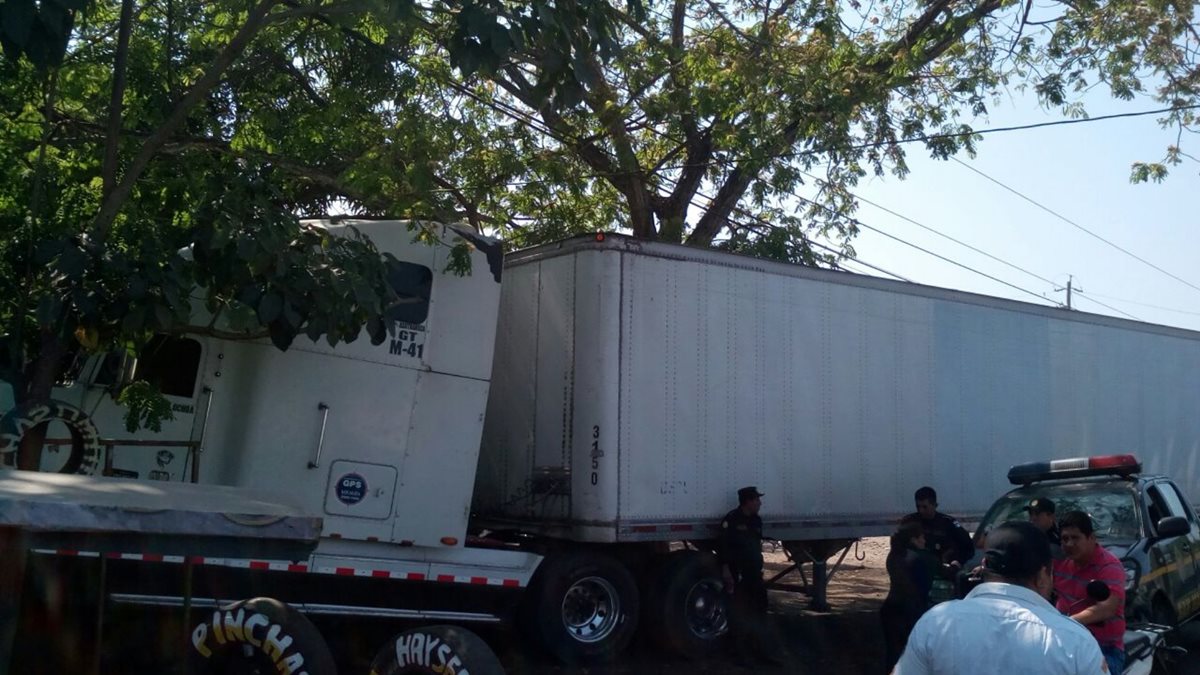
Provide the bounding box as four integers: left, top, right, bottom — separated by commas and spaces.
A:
901, 486, 974, 565
1024, 497, 1063, 560
719, 486, 783, 665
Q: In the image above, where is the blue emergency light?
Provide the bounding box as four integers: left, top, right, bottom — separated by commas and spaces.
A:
1007, 454, 1142, 485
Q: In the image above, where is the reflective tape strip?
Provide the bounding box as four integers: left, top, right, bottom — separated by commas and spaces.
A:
30, 549, 524, 587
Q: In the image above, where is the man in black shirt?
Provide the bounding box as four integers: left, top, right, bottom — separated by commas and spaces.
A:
902, 486, 974, 565
1025, 497, 1063, 560
719, 486, 782, 665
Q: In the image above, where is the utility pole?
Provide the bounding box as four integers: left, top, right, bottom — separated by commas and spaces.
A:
1054, 275, 1078, 310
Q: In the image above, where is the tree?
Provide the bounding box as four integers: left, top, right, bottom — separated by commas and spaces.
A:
401, 0, 1198, 257
0, 0, 629, 466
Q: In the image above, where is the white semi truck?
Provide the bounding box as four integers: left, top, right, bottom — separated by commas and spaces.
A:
3, 220, 1200, 671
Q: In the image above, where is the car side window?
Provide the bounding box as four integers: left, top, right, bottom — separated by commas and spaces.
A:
1159, 484, 1196, 525
1166, 480, 1195, 523
1146, 486, 1171, 526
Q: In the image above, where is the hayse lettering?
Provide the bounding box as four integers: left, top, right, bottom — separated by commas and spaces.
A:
393, 631, 469, 675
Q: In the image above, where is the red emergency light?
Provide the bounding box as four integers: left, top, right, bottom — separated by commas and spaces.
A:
1007, 454, 1142, 486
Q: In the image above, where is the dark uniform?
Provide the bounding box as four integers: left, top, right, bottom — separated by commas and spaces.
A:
1046, 524, 1064, 560
719, 504, 771, 662
880, 546, 933, 669
901, 511, 974, 565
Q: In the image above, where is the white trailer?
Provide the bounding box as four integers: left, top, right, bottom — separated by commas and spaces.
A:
5, 223, 1200, 670
474, 232, 1200, 620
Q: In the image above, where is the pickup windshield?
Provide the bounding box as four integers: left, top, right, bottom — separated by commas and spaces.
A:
977, 482, 1143, 545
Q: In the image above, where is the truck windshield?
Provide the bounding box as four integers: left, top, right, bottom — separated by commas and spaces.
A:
977, 483, 1142, 545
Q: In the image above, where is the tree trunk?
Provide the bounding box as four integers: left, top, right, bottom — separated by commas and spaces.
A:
15, 331, 68, 470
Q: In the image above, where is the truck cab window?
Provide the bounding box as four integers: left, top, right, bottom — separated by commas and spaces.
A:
55, 346, 88, 386
94, 336, 201, 397
386, 261, 432, 326
136, 336, 202, 398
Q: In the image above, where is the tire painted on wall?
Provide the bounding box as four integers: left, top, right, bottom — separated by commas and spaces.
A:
0, 400, 102, 474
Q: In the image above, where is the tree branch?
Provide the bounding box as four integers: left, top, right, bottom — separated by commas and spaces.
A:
494, 67, 627, 185
430, 173, 484, 233
90, 0, 281, 243
101, 0, 135, 197
564, 0, 655, 237
704, 0, 767, 46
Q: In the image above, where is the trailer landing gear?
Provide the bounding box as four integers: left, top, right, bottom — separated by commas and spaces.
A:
766, 539, 858, 612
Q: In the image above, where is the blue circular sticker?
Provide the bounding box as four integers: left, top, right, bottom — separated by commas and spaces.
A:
335, 473, 367, 505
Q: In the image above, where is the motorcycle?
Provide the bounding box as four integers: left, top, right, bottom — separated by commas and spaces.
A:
1083, 580, 1184, 675
956, 573, 1186, 674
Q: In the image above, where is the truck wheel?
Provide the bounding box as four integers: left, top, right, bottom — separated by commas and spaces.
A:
369, 624, 504, 675
646, 551, 729, 658
0, 401, 102, 474
524, 551, 639, 664
188, 598, 336, 675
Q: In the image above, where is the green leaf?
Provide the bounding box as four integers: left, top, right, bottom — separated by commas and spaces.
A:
366, 316, 386, 345
268, 320, 295, 351
257, 292, 283, 323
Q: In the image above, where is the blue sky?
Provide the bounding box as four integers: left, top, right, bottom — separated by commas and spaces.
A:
836, 95, 1200, 332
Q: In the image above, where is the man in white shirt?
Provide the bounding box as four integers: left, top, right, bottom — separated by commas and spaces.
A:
893, 520, 1108, 674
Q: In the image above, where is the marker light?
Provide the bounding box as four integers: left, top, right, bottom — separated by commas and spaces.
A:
595, 232, 606, 242
1007, 454, 1142, 485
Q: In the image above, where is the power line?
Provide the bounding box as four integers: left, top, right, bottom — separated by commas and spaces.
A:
1069, 292, 1141, 321
1076, 291, 1200, 317
950, 156, 1200, 297
849, 219, 1057, 305
808, 240, 913, 282
844, 183, 1060, 288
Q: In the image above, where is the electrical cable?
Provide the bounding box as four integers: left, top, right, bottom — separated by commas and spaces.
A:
950, 156, 1200, 297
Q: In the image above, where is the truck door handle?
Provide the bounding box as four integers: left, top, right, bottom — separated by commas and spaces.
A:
307, 403, 331, 469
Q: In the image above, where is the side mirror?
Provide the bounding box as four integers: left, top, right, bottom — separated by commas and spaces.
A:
1086, 579, 1111, 602
1156, 516, 1190, 539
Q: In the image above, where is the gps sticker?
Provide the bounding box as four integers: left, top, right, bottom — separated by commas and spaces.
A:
335, 473, 367, 505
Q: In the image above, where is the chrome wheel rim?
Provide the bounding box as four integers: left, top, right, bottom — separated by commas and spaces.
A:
561, 575, 620, 643
684, 578, 729, 640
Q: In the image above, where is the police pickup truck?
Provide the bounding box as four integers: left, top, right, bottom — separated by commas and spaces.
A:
973, 454, 1200, 626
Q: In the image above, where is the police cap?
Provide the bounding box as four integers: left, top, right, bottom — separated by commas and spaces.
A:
737, 486, 764, 503
1023, 497, 1056, 514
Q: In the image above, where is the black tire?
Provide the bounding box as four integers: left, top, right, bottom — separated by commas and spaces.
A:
645, 551, 729, 658
369, 624, 504, 675
0, 400, 103, 474
188, 598, 336, 675
523, 551, 639, 664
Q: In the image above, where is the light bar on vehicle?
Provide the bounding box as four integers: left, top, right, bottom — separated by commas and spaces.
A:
1007, 454, 1142, 485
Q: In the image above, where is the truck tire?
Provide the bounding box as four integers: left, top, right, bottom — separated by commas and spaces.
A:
188, 598, 336, 675
645, 551, 729, 658
368, 624, 504, 675
523, 551, 639, 664
0, 401, 102, 474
